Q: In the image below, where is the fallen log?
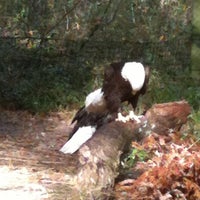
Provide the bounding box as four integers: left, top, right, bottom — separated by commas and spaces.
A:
65, 100, 191, 199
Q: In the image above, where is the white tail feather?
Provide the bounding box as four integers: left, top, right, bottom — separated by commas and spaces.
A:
85, 88, 104, 108
60, 126, 96, 154
85, 88, 106, 113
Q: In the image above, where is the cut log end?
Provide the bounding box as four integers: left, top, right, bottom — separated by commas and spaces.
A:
145, 100, 191, 134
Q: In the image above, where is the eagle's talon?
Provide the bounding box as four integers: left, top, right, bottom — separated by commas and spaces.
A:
128, 111, 142, 123
116, 112, 127, 123
116, 112, 143, 123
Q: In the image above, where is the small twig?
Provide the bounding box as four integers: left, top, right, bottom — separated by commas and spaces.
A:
45, 0, 82, 36
187, 137, 200, 150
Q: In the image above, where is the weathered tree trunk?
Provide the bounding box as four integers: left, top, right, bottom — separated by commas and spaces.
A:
67, 100, 191, 199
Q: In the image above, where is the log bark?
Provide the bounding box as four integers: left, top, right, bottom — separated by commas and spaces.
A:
67, 100, 191, 199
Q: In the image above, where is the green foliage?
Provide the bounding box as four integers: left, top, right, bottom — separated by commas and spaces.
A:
0, 40, 93, 112
122, 148, 149, 168
144, 67, 199, 110
0, 0, 195, 112
188, 110, 200, 137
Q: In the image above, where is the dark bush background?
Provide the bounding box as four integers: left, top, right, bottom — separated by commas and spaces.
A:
0, 0, 199, 112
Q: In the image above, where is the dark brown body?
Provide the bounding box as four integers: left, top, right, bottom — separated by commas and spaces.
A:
102, 62, 150, 114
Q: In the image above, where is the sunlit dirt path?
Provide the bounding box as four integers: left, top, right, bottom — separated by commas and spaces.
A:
0, 109, 79, 199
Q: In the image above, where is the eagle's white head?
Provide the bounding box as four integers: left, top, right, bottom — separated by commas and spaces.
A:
121, 62, 145, 93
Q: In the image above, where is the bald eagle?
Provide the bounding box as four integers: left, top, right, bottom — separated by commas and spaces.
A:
60, 61, 150, 154
102, 61, 150, 122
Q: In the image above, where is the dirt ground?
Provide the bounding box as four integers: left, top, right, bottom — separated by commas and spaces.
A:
1, 104, 199, 199
0, 108, 80, 199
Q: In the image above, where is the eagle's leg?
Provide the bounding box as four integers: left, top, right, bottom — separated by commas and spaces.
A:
121, 95, 142, 123
106, 98, 127, 122
114, 102, 130, 123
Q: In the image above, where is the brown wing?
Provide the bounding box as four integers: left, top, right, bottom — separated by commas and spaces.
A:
102, 62, 133, 114
71, 106, 86, 124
